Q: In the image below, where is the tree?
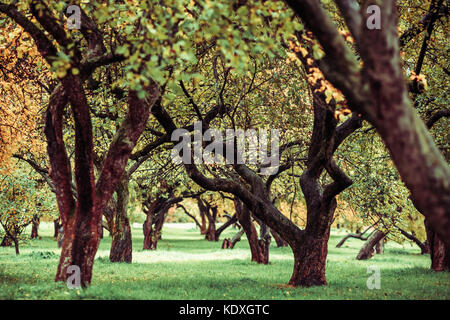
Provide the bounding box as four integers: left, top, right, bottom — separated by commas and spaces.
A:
0, 165, 55, 254
0, 1, 159, 286
284, 0, 450, 246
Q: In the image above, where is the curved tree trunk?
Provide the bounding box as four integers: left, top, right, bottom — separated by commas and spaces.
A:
356, 230, 386, 260
397, 226, 428, 254
109, 175, 132, 263
234, 199, 269, 264
336, 228, 373, 248
222, 228, 245, 249
271, 229, 288, 247
215, 214, 237, 241
425, 220, 450, 271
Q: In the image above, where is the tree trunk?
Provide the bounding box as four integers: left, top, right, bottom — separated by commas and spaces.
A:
54, 211, 100, 286
1, 235, 12, 247
271, 229, 288, 247
234, 199, 268, 264
53, 219, 60, 238
356, 230, 386, 260
222, 228, 245, 249
290, 230, 330, 287
31, 216, 40, 239
425, 220, 450, 271
205, 216, 217, 241
215, 214, 237, 241
200, 199, 217, 241
230, 229, 245, 248
143, 203, 166, 250
109, 175, 132, 263
397, 226, 428, 254
99, 220, 103, 239
375, 238, 384, 254
200, 209, 207, 235
13, 238, 19, 255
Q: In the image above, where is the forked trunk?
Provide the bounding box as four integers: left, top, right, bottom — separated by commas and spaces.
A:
143, 210, 166, 250
289, 230, 330, 287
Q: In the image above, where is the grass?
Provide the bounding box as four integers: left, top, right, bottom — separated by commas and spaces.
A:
0, 222, 449, 300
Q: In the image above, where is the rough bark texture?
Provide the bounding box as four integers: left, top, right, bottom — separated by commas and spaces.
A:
425, 220, 450, 271
290, 231, 330, 287
356, 230, 386, 260
109, 175, 132, 263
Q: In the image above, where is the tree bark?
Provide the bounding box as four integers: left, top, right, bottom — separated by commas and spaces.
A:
215, 214, 237, 240
109, 175, 132, 263
425, 220, 450, 271
197, 197, 218, 241
375, 239, 384, 254
356, 230, 386, 260
290, 230, 330, 287
143, 197, 167, 250
234, 199, 269, 264
1, 235, 12, 247
271, 229, 288, 247
31, 216, 40, 239
13, 238, 19, 255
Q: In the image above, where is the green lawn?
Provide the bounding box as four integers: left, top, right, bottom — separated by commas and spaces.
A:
0, 222, 449, 300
